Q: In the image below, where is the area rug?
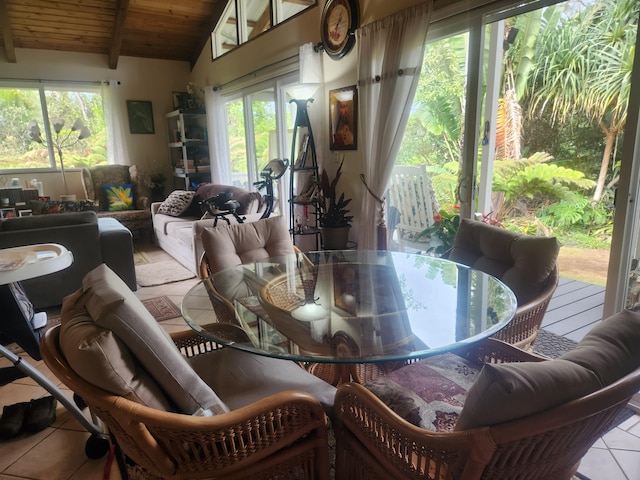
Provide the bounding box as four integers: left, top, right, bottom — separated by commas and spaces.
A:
135, 259, 195, 287
140, 296, 182, 321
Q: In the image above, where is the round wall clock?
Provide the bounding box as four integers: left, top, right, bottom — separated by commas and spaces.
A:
320, 0, 360, 60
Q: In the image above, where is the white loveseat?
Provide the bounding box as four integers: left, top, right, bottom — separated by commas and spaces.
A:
151, 184, 267, 275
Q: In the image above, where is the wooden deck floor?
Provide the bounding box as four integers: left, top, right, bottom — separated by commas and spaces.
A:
541, 277, 606, 343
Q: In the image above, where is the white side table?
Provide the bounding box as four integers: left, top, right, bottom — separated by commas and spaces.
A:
0, 244, 109, 458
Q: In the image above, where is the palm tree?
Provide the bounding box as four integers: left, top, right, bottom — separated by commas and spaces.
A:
527, 0, 638, 202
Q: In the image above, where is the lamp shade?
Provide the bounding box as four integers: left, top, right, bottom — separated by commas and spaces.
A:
51, 118, 65, 134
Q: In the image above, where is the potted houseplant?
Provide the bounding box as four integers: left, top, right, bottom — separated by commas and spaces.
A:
318, 158, 353, 249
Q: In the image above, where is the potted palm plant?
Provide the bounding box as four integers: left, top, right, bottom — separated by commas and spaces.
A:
318, 158, 353, 249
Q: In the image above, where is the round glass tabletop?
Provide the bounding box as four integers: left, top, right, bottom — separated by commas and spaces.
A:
182, 250, 517, 364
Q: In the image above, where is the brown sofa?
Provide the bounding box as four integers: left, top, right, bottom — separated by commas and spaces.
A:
151, 184, 267, 275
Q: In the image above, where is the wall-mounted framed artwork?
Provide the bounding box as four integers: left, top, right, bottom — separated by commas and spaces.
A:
329, 85, 357, 151
126, 100, 155, 134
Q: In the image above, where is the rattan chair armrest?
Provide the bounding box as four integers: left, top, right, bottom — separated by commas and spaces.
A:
453, 337, 548, 366
492, 265, 559, 350
336, 382, 490, 478
115, 389, 329, 475
170, 328, 221, 357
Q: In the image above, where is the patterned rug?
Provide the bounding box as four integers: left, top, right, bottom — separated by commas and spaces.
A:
140, 296, 182, 321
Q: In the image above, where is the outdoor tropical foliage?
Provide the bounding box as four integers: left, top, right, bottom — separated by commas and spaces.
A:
396, 0, 638, 250
0, 87, 106, 171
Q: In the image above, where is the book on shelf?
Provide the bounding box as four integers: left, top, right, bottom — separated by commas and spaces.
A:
294, 133, 310, 168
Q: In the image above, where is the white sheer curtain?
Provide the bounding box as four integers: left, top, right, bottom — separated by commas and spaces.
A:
357, 1, 433, 249
204, 86, 232, 184
102, 80, 129, 165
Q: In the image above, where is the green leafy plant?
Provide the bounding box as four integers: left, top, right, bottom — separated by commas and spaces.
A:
318, 158, 353, 228
416, 206, 460, 255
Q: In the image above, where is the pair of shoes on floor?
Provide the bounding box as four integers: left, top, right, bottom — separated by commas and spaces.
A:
0, 396, 57, 439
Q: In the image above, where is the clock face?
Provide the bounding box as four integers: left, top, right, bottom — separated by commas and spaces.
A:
326, 4, 349, 49
321, 0, 359, 60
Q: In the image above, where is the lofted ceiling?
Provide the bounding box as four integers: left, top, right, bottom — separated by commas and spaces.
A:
0, 0, 228, 69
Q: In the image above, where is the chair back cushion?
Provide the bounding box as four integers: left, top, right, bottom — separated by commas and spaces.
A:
59, 289, 172, 410
561, 309, 640, 386
455, 358, 601, 430
61, 263, 229, 415
448, 219, 559, 304
202, 215, 294, 273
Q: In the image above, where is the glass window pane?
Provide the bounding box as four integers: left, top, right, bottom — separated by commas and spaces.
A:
245, 0, 272, 41
275, 0, 308, 24
251, 88, 276, 172
0, 87, 51, 170
227, 98, 248, 188
213, 1, 239, 58
44, 88, 106, 168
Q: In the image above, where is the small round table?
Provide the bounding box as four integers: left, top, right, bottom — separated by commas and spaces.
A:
182, 250, 517, 385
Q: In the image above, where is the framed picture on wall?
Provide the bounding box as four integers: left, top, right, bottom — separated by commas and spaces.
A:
329, 85, 358, 151
126, 100, 155, 134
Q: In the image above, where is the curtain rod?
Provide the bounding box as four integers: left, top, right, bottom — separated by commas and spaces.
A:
212, 52, 298, 92
0, 78, 114, 85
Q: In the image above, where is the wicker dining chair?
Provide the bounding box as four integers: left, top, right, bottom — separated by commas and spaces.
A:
446, 218, 560, 350
41, 324, 331, 480
334, 309, 640, 480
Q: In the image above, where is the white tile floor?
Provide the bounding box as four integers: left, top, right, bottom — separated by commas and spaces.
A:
1, 241, 640, 479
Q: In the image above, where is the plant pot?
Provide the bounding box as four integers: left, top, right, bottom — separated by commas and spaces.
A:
320, 226, 350, 250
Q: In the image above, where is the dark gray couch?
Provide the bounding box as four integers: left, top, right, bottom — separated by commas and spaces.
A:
0, 211, 136, 308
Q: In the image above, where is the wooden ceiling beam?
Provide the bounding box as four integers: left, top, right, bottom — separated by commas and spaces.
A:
109, 0, 130, 69
0, 0, 17, 63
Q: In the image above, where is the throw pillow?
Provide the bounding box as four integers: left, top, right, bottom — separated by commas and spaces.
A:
103, 184, 134, 212
157, 190, 196, 216
560, 309, 640, 386
455, 358, 602, 430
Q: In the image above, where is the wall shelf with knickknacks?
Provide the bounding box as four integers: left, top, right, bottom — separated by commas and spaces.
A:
289, 99, 321, 251
165, 109, 210, 190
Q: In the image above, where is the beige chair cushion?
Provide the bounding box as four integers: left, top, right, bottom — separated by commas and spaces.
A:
561, 309, 640, 386
202, 215, 294, 272
79, 264, 229, 415
189, 347, 336, 415
455, 359, 602, 430
447, 219, 559, 304
59, 289, 172, 411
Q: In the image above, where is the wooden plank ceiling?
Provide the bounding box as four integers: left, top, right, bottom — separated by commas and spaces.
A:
0, 0, 228, 69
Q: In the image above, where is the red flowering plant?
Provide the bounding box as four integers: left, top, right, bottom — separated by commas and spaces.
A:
415, 206, 461, 256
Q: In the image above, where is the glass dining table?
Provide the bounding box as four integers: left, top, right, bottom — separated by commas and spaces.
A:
182, 250, 517, 385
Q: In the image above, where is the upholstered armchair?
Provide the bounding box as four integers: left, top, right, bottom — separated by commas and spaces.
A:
335, 310, 640, 480
40, 264, 335, 479
446, 218, 560, 350
81, 164, 153, 240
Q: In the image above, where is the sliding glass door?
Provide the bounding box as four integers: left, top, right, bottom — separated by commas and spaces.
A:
395, 0, 640, 317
